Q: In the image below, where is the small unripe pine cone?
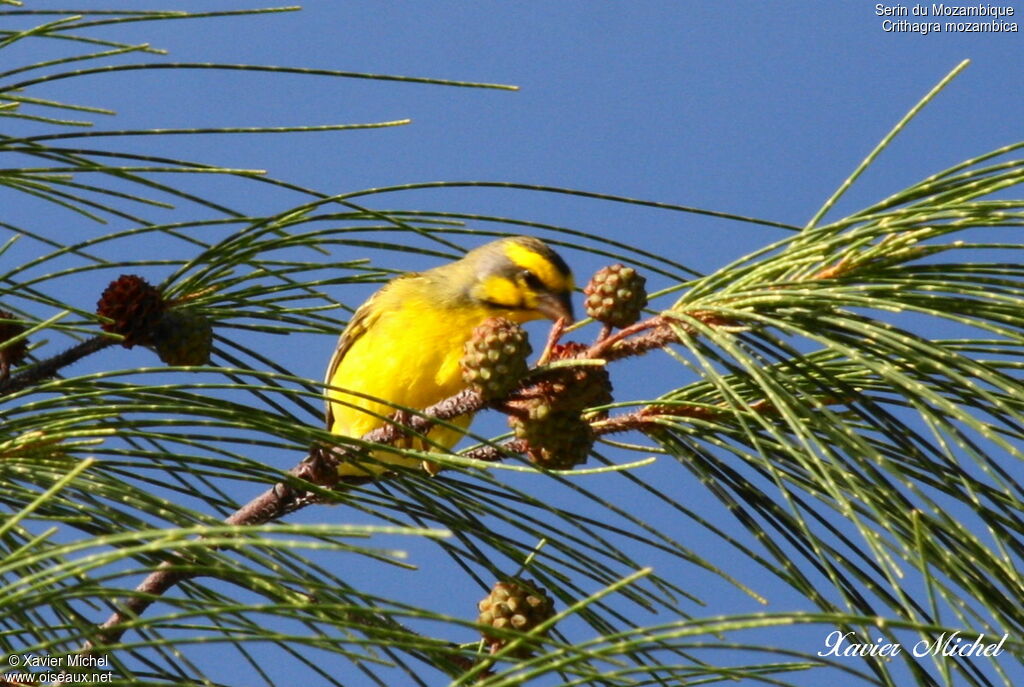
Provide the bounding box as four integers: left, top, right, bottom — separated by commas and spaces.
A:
584, 263, 648, 328
153, 310, 214, 365
477, 579, 555, 655
0, 309, 29, 380
574, 365, 613, 420
540, 342, 614, 418
96, 275, 166, 348
510, 408, 594, 470
461, 317, 532, 400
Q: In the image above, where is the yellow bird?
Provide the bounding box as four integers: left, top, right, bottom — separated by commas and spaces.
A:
325, 236, 575, 476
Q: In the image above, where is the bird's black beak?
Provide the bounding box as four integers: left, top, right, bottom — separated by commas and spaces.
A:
538, 290, 575, 324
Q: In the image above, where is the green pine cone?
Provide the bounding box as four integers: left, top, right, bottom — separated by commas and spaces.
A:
583, 264, 648, 328
153, 310, 214, 365
510, 407, 594, 470
545, 342, 613, 418
461, 317, 532, 400
477, 579, 555, 655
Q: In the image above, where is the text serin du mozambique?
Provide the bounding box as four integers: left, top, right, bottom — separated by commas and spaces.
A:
876, 3, 1018, 33
876, 4, 1015, 16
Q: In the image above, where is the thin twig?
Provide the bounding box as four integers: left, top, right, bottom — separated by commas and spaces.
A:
535, 316, 568, 366
0, 335, 115, 397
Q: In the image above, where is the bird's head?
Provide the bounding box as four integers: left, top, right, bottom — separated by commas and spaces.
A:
455, 236, 575, 324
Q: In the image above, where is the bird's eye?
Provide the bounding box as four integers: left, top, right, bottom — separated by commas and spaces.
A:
519, 269, 544, 290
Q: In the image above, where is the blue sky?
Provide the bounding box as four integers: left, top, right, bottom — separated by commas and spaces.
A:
5, 2, 1024, 685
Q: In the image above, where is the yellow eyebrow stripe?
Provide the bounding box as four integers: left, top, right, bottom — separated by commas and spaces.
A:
504, 240, 574, 292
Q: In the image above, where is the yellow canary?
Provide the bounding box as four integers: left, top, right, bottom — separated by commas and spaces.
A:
325, 236, 574, 476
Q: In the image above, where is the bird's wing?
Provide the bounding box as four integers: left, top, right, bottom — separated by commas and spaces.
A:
323, 290, 386, 430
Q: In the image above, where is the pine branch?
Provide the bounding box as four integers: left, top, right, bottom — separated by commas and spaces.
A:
85, 312, 726, 653
0, 335, 114, 396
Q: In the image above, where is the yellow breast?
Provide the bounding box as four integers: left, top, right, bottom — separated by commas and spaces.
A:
326, 280, 493, 475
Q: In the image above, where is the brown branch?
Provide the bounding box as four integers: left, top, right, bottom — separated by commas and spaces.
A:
86, 562, 481, 676
89, 387, 488, 648
462, 394, 838, 462
585, 310, 741, 362
459, 407, 673, 463
0, 335, 115, 397
85, 562, 186, 650
586, 315, 667, 359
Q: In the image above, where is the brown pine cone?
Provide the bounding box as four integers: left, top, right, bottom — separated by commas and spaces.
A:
96, 275, 166, 348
